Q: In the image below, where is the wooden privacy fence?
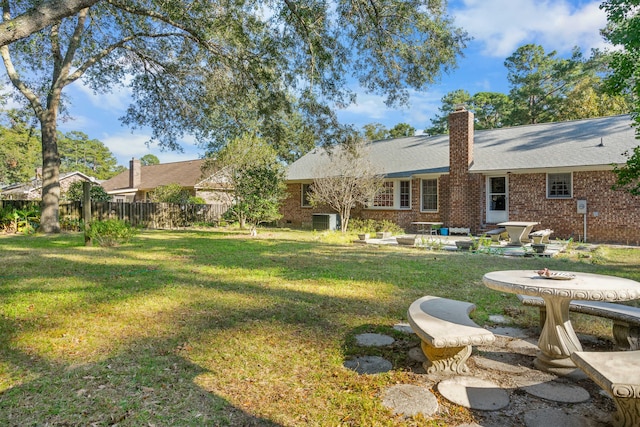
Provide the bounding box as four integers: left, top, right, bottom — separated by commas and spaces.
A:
1, 200, 231, 229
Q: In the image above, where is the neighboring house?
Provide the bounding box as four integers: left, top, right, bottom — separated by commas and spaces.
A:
281, 109, 640, 244
101, 158, 231, 203
1, 170, 100, 200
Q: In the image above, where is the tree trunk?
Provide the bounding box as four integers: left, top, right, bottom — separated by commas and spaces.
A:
39, 112, 61, 233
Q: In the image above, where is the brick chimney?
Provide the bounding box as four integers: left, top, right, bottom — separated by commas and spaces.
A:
448, 105, 474, 172
129, 158, 141, 188
446, 106, 480, 231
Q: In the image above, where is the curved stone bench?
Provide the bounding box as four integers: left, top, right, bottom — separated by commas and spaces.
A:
518, 294, 640, 350
571, 350, 640, 427
407, 296, 495, 374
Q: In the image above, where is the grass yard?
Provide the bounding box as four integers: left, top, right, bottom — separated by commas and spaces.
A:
1, 228, 639, 426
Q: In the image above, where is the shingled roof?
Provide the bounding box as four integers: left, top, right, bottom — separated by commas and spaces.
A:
286, 114, 638, 181
101, 159, 207, 192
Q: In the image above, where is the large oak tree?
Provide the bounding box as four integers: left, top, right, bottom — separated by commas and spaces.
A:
1, 0, 469, 232
601, 0, 640, 195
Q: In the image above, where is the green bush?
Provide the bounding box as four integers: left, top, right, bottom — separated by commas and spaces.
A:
84, 219, 138, 247
65, 181, 111, 202
374, 220, 404, 234
60, 216, 82, 232
0, 206, 40, 234
187, 196, 206, 204
347, 218, 404, 235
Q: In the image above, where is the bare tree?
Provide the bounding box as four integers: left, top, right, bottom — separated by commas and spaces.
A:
308, 140, 384, 233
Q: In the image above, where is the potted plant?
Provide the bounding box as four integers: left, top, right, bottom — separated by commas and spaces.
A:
396, 235, 417, 246
358, 233, 370, 241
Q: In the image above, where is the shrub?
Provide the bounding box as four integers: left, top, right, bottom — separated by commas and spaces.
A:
84, 219, 138, 247
149, 184, 191, 204
187, 196, 206, 204
0, 206, 40, 234
374, 220, 404, 234
347, 218, 377, 234
65, 181, 112, 202
347, 218, 404, 235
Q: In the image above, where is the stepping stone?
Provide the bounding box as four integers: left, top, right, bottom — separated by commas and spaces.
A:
355, 333, 395, 347
343, 356, 392, 374
437, 377, 509, 411
523, 408, 596, 427
520, 381, 590, 403
381, 384, 439, 417
393, 323, 414, 334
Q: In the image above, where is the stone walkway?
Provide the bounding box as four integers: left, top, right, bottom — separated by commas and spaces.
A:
344, 325, 616, 426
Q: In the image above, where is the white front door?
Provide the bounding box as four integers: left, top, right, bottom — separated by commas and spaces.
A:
486, 176, 508, 224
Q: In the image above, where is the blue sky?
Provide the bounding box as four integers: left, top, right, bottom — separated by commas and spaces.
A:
57, 0, 611, 167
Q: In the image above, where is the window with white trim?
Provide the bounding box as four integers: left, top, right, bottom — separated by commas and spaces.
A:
400, 180, 411, 209
547, 173, 572, 198
421, 178, 438, 211
373, 182, 394, 207
301, 183, 312, 207
368, 180, 412, 209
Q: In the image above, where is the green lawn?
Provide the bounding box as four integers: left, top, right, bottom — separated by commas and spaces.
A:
1, 229, 639, 426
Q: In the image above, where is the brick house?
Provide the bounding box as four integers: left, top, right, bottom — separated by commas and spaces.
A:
101, 158, 231, 204
281, 109, 640, 244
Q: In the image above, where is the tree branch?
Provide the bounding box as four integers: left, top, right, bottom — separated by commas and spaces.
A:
0, 0, 100, 46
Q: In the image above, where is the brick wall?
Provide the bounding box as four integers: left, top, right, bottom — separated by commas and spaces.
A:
507, 171, 640, 244
279, 183, 338, 229
280, 109, 640, 244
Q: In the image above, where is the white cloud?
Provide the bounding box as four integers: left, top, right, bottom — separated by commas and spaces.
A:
74, 77, 133, 112
341, 93, 394, 120
453, 0, 609, 57
337, 88, 444, 132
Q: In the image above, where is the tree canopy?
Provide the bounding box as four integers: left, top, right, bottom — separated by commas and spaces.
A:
212, 133, 286, 233
600, 0, 640, 195
362, 122, 416, 141
140, 154, 160, 166
58, 131, 122, 179
424, 44, 630, 134
0, 0, 469, 232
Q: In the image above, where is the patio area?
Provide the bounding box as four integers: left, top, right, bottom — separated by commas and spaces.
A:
356, 233, 568, 257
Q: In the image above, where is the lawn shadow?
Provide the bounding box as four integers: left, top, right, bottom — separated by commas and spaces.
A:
0, 337, 282, 426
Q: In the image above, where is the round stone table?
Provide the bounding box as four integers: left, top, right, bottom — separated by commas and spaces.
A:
483, 270, 640, 374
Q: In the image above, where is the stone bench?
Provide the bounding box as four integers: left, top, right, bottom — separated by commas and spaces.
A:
485, 227, 508, 242
571, 350, 640, 427
448, 227, 471, 235
407, 296, 495, 374
528, 229, 553, 244
517, 295, 640, 350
